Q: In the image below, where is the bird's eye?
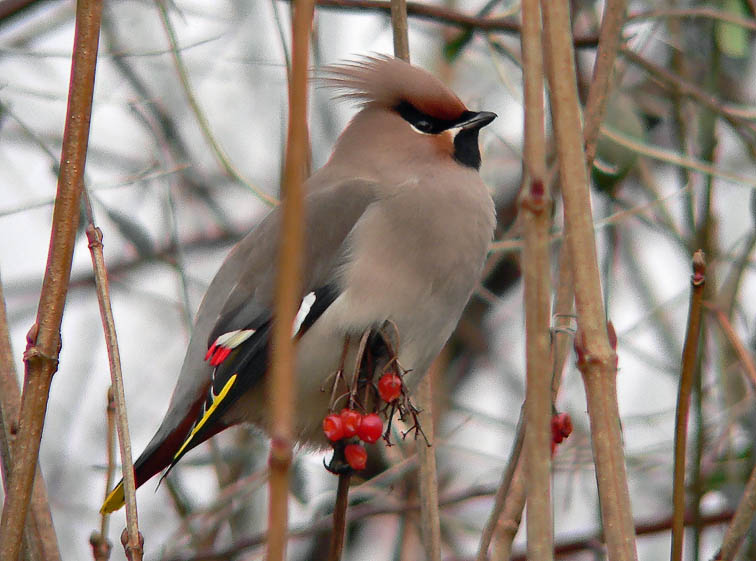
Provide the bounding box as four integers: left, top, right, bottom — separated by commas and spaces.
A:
396, 101, 446, 135
415, 120, 433, 133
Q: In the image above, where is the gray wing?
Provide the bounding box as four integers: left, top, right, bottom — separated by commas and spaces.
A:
130, 178, 379, 486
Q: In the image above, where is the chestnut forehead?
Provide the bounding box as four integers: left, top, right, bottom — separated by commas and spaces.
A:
411, 96, 467, 121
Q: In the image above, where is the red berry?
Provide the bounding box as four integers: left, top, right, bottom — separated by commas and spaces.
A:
323, 414, 345, 441
344, 443, 367, 470
357, 413, 383, 443
340, 408, 362, 438
378, 373, 402, 402
551, 413, 573, 445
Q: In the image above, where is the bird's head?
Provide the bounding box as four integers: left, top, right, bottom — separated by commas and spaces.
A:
322, 56, 496, 170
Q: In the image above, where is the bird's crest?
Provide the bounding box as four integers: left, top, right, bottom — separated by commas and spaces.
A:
320, 55, 467, 121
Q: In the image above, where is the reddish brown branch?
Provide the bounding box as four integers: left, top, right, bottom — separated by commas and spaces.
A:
266, 0, 315, 560
86, 224, 142, 560
327, 474, 351, 561
541, 0, 637, 559
0, 280, 61, 561
518, 0, 553, 559
671, 251, 706, 561
0, 0, 103, 558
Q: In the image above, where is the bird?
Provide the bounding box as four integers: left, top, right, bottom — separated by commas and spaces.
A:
102, 55, 497, 513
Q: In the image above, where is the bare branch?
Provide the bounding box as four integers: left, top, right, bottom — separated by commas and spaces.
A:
0, 1, 103, 557
266, 1, 315, 560
671, 251, 706, 561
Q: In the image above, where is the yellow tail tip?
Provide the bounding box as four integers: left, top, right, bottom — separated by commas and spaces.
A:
100, 483, 125, 514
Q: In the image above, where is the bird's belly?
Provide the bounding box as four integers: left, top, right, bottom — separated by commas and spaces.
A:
288, 281, 464, 446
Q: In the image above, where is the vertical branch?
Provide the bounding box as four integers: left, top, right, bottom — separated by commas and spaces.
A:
327, 472, 351, 561
389, 4, 442, 560
485, 0, 618, 550
539, 1, 638, 560
581, 0, 628, 167
0, 1, 103, 558
415, 366, 441, 561
519, 0, 553, 560
550, 245, 575, 401
488, 247, 573, 561
0, 277, 61, 561
86, 224, 143, 561
482, 0, 622, 552
671, 251, 706, 561
266, 1, 314, 560
90, 388, 115, 561
390, 0, 410, 61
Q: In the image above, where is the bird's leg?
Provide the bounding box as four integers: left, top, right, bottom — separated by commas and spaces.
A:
348, 329, 372, 409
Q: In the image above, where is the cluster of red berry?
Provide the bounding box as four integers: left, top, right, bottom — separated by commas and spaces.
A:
321, 372, 404, 470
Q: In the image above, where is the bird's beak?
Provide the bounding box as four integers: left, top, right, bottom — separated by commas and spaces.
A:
457, 111, 497, 131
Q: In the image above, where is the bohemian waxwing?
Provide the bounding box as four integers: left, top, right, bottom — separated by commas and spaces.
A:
102, 55, 496, 513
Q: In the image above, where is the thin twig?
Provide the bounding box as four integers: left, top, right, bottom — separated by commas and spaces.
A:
475, 409, 525, 560
266, 0, 314, 559
153, 0, 277, 206
90, 387, 116, 561
620, 47, 756, 144
713, 462, 756, 560
304, 0, 600, 46
627, 7, 756, 31
327, 474, 351, 561
582, 0, 628, 168
704, 303, 756, 391
596, 126, 755, 187
0, 0, 103, 557
490, 452, 527, 561
671, 251, 706, 561
86, 224, 143, 560
540, 0, 638, 559
415, 367, 442, 561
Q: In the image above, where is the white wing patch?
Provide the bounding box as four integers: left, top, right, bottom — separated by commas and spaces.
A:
205, 328, 256, 366
205, 291, 319, 366
293, 291, 316, 336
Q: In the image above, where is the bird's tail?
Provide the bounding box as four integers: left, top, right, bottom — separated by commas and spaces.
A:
100, 389, 211, 514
